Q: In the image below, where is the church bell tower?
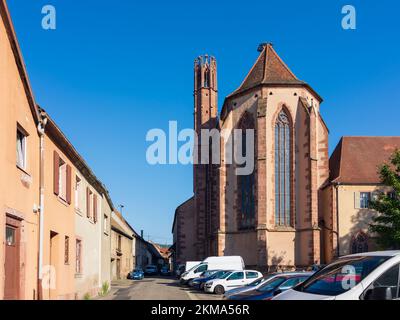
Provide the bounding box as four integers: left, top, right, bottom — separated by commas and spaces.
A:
193, 55, 218, 259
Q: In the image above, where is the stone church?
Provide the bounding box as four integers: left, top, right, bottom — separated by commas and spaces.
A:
171, 43, 398, 271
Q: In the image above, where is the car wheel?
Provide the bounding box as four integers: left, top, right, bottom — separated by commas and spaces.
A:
214, 285, 225, 295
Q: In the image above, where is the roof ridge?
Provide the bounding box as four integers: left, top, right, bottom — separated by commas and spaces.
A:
230, 47, 266, 97
265, 44, 299, 81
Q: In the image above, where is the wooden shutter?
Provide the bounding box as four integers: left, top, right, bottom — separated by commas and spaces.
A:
53, 151, 60, 195
354, 192, 360, 209
66, 165, 72, 204
93, 194, 98, 223
86, 187, 90, 218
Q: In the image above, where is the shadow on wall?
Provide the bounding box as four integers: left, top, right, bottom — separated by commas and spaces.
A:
338, 209, 379, 256
266, 250, 294, 272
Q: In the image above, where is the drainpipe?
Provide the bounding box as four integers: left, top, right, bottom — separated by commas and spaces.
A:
37, 116, 47, 300
335, 182, 341, 258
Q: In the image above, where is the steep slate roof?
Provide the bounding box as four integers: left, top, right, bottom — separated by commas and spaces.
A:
330, 137, 400, 184
228, 43, 304, 97
220, 43, 322, 120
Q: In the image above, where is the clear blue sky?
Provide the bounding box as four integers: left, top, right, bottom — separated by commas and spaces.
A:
7, 0, 400, 244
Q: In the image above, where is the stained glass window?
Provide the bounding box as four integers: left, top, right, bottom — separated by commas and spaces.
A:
275, 110, 291, 226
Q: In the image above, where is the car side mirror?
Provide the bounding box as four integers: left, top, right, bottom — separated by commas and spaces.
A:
367, 287, 393, 300
273, 289, 282, 296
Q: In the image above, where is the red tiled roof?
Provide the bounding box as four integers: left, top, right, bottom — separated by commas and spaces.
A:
330, 137, 400, 184
230, 43, 302, 96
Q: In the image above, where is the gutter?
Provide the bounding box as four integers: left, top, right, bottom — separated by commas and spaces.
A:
37, 116, 47, 300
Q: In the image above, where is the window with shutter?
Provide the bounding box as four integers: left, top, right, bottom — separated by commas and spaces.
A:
53, 151, 60, 195
86, 187, 91, 218
93, 194, 97, 223
66, 165, 71, 204
354, 192, 361, 209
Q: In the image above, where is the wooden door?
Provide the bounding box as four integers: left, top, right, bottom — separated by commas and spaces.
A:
49, 231, 59, 299
116, 258, 121, 279
4, 217, 21, 300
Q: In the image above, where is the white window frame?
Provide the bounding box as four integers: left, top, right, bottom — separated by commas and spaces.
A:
16, 126, 27, 170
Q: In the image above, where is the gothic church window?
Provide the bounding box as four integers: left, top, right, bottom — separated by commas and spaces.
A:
275, 110, 291, 226
237, 112, 255, 230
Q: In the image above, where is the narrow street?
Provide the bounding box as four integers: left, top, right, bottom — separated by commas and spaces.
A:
103, 277, 222, 300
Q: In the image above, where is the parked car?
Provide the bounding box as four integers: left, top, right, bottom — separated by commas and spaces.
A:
129, 268, 145, 280
144, 265, 158, 276
160, 266, 170, 276
191, 270, 228, 290
181, 256, 245, 285
273, 251, 400, 300
311, 264, 326, 272
175, 264, 185, 278
204, 270, 262, 294
223, 273, 279, 298
227, 272, 313, 300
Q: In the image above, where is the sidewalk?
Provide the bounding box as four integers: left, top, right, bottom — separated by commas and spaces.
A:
96, 279, 136, 300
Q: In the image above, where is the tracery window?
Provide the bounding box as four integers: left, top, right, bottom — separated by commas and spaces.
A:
275, 110, 291, 226
237, 112, 255, 229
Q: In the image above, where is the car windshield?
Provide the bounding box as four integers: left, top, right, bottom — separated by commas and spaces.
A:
295, 255, 390, 296
257, 277, 286, 292
210, 271, 227, 279
218, 271, 232, 279
247, 277, 264, 287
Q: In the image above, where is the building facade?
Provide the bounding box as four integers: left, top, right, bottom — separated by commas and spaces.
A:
0, 0, 41, 299
172, 197, 196, 268
100, 192, 113, 289
111, 211, 134, 280
1, 0, 115, 298
173, 45, 400, 270
322, 137, 400, 262
175, 43, 329, 270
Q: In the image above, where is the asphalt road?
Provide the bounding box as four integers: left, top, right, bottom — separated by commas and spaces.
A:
104, 276, 222, 300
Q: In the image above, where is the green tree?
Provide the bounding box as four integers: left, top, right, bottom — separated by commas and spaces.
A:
369, 149, 400, 249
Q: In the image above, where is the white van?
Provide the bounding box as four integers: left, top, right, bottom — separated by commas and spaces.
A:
180, 256, 245, 284
185, 261, 201, 271
273, 251, 400, 300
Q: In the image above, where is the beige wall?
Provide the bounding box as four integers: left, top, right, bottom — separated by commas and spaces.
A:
74, 172, 102, 299
337, 184, 385, 256
0, 7, 40, 299
100, 197, 112, 288
42, 136, 76, 299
